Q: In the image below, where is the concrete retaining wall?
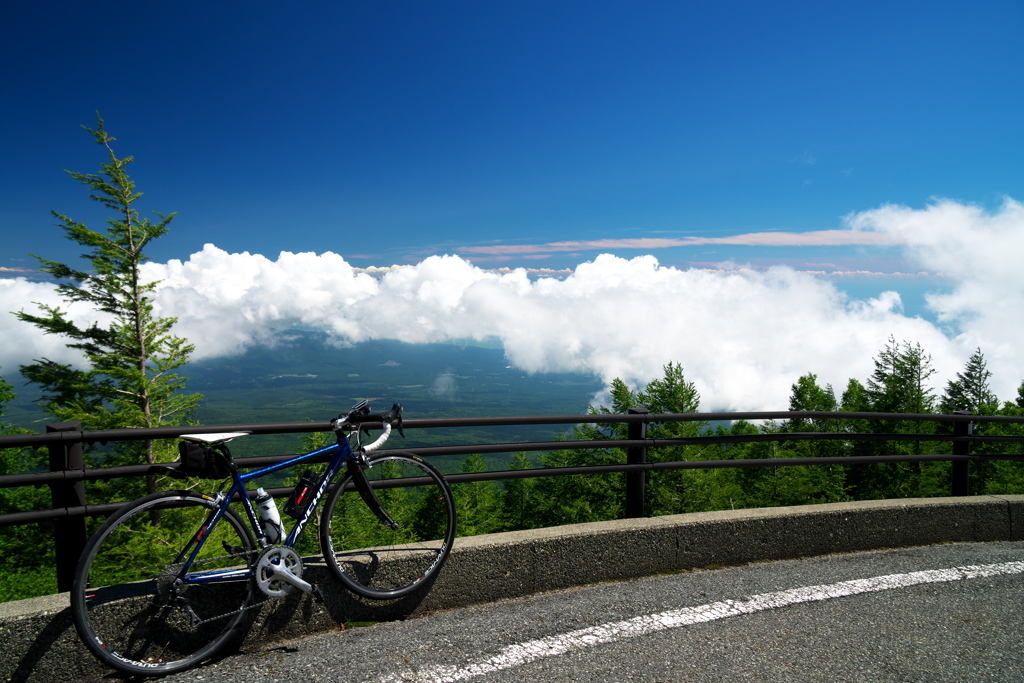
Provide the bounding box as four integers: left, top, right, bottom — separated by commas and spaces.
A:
3, 495, 1022, 683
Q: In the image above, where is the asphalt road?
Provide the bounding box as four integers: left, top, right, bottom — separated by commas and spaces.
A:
147, 541, 1024, 682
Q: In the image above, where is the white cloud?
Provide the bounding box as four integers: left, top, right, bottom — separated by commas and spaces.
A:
0, 278, 106, 370
141, 247, 963, 411
458, 229, 893, 256
849, 197, 1024, 401
150, 245, 381, 357
3, 198, 1021, 412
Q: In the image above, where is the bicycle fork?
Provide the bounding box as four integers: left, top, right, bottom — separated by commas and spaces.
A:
347, 458, 401, 530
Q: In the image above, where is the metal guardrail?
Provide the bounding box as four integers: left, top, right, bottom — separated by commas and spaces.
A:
3, 409, 1024, 591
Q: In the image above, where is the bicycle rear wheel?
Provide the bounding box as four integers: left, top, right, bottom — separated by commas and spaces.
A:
71, 490, 256, 677
319, 452, 456, 599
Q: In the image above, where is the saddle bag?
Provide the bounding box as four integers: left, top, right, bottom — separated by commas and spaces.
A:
177, 441, 233, 479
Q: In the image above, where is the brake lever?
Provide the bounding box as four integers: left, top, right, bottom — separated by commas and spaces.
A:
362, 403, 405, 438
384, 403, 404, 438
333, 401, 403, 439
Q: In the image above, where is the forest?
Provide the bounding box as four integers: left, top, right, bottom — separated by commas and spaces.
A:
446, 343, 1024, 537
3, 337, 1024, 602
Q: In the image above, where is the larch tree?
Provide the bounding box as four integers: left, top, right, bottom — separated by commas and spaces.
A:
940, 348, 998, 415
15, 115, 201, 486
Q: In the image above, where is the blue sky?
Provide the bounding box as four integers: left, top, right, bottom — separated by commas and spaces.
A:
4, 2, 1021, 270
3, 1, 1024, 410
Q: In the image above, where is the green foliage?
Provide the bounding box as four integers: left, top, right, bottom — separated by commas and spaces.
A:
940, 348, 997, 415
533, 363, 718, 522
298, 421, 332, 454
14, 115, 202, 476
2, 118, 204, 602
8, 309, 1024, 603
731, 391, 849, 508
0, 371, 59, 600
866, 336, 937, 415
481, 344, 1024, 536
533, 447, 625, 526
325, 458, 451, 554
496, 453, 542, 531
787, 373, 839, 430
837, 338, 938, 499
452, 453, 500, 536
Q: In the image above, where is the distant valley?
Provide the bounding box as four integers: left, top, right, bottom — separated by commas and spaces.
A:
4, 334, 607, 460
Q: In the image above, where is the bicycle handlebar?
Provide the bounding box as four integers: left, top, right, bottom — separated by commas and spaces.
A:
331, 402, 405, 448
361, 422, 392, 452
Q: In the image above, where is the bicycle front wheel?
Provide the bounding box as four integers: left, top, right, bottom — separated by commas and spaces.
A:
319, 452, 456, 599
71, 491, 256, 677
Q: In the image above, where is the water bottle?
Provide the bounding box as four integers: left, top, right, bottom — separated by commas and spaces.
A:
255, 487, 283, 544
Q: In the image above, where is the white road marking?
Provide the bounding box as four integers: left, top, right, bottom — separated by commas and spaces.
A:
378, 560, 1024, 682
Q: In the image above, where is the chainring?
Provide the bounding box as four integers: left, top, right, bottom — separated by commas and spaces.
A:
255, 545, 304, 599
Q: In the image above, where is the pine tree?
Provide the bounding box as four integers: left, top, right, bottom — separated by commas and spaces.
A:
787, 373, 839, 432
866, 336, 936, 415
634, 362, 712, 514
940, 348, 997, 415
452, 453, 500, 536
938, 349, 1000, 494
14, 115, 201, 487
726, 374, 849, 508
497, 453, 541, 531
535, 363, 717, 521
845, 338, 940, 498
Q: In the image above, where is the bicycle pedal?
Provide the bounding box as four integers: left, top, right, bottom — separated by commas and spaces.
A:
311, 585, 324, 604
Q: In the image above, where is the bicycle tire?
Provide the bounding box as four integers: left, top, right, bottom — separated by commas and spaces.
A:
319, 452, 456, 599
71, 490, 256, 677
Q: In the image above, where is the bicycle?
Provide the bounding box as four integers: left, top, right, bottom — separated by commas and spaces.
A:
70, 401, 457, 677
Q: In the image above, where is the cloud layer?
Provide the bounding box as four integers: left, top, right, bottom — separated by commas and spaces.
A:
2, 198, 1022, 411
459, 229, 895, 257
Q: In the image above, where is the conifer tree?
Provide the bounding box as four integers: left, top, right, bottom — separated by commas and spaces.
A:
940, 348, 997, 414
866, 336, 936, 415
497, 453, 541, 531
786, 373, 839, 431
938, 349, 1000, 493
452, 453, 500, 536
15, 115, 201, 483
840, 338, 939, 498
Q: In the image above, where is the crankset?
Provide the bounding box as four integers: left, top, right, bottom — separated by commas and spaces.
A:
255, 545, 314, 599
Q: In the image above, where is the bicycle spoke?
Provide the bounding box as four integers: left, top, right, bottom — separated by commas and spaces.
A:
319, 453, 456, 599
72, 492, 256, 676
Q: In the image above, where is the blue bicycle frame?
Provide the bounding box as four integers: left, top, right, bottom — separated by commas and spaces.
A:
176, 434, 360, 586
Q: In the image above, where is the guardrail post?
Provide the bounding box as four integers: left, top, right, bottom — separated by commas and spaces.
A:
951, 411, 972, 496
625, 408, 648, 518
47, 421, 85, 592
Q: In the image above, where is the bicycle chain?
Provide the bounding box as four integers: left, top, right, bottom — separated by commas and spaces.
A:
185, 591, 267, 628
158, 547, 273, 628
